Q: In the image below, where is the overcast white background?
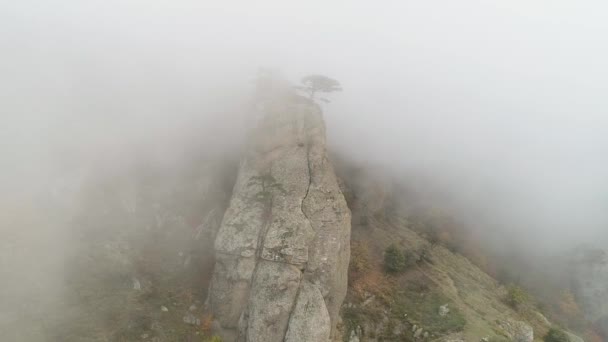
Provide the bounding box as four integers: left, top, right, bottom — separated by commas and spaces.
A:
2, 0, 608, 250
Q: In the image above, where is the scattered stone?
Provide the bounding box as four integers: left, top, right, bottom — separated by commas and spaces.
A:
414, 328, 424, 338
423, 331, 429, 339
189, 304, 197, 312
141, 333, 148, 339
439, 304, 450, 316
183, 313, 201, 326
393, 325, 402, 335
361, 295, 375, 307
150, 321, 162, 331
349, 329, 360, 342
412, 324, 418, 332
132, 277, 141, 291
481, 337, 489, 342
160, 306, 169, 312
498, 319, 533, 342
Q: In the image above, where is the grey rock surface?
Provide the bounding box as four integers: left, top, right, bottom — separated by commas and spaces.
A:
207, 100, 351, 341
573, 256, 608, 335
566, 331, 584, 342
284, 280, 331, 342
498, 319, 534, 342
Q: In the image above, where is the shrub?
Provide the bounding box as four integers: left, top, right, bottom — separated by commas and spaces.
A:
427, 227, 441, 247
204, 336, 223, 342
384, 244, 407, 273
544, 328, 570, 342
392, 290, 466, 334
488, 336, 511, 342
417, 245, 434, 264
505, 285, 528, 309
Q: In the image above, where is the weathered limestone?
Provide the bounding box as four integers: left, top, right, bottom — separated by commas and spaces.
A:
498, 319, 534, 342
285, 281, 331, 342
207, 100, 351, 342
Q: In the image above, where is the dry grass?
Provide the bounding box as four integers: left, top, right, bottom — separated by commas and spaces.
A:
348, 240, 396, 304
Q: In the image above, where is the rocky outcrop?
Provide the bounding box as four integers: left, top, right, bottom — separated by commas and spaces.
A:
498, 320, 534, 342
566, 331, 585, 342
207, 99, 351, 342
570, 248, 608, 335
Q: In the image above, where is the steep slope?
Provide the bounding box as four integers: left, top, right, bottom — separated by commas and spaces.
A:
207, 98, 351, 342
54, 159, 236, 341
337, 169, 558, 342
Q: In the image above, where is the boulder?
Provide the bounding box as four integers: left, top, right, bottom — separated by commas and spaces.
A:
498, 319, 534, 342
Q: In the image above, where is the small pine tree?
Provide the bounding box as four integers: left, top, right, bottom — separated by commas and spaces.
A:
384, 244, 407, 273
297, 74, 342, 102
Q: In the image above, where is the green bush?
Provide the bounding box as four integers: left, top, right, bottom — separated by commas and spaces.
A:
384, 244, 407, 273
391, 291, 466, 334
543, 328, 570, 342
488, 336, 511, 342
505, 285, 528, 309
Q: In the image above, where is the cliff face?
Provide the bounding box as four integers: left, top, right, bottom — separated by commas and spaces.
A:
207, 100, 351, 342
574, 262, 608, 335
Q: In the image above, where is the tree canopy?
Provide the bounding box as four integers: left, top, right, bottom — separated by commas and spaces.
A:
297, 74, 342, 102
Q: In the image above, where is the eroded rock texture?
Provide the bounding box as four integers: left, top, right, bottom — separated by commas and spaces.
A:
207, 101, 351, 342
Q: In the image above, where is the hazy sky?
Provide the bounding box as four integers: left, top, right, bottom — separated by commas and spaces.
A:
2, 0, 608, 249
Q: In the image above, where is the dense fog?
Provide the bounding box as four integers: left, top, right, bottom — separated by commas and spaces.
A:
2, 0, 608, 339
4, 0, 607, 246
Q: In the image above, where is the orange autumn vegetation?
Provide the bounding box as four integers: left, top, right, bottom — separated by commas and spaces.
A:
200, 313, 214, 335
348, 240, 394, 304
557, 290, 581, 317
585, 329, 604, 342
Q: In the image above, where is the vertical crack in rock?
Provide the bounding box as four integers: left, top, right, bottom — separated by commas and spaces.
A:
256, 167, 274, 260
300, 123, 313, 224
207, 101, 351, 342
284, 267, 305, 341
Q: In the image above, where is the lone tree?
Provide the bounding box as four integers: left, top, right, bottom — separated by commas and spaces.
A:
297, 74, 342, 102
384, 244, 407, 273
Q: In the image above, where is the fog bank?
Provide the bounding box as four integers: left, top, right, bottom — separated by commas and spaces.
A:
2, 0, 608, 261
